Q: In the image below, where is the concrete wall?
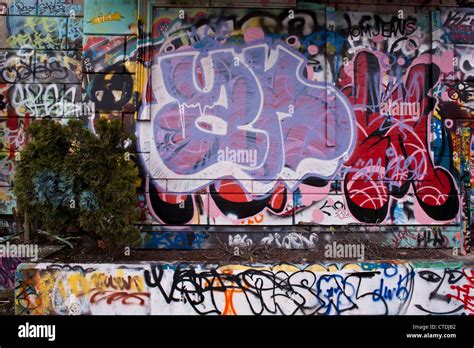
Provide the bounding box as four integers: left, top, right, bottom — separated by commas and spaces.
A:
15, 260, 474, 315
0, 1, 472, 250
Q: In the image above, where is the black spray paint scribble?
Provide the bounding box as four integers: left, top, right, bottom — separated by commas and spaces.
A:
143, 264, 422, 315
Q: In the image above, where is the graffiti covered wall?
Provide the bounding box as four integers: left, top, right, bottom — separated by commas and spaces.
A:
135, 4, 473, 251
0, 0, 85, 217
0, 0, 140, 231
15, 261, 474, 315
0, 1, 472, 250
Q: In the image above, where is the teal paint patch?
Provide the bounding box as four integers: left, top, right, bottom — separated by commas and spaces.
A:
84, 0, 136, 35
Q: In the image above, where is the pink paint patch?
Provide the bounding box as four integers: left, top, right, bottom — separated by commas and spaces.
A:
206, 197, 223, 218
301, 193, 325, 206
312, 208, 325, 223
299, 183, 330, 196
397, 57, 405, 66
413, 200, 440, 225
441, 89, 451, 101
244, 27, 264, 43
299, 183, 330, 206
306, 66, 314, 80
439, 50, 455, 74
413, 54, 436, 67
308, 45, 319, 55
372, 34, 384, 43
344, 63, 354, 78
456, 232, 461, 240
177, 45, 192, 51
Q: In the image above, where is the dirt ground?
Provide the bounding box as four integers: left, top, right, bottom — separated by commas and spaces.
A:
45, 238, 457, 264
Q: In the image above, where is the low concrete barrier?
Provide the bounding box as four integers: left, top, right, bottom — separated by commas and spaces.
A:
15, 261, 474, 315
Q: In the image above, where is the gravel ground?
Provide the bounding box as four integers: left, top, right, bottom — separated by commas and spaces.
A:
46, 240, 457, 264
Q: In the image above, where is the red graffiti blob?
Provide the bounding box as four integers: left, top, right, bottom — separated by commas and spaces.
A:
447, 269, 474, 315
339, 51, 459, 223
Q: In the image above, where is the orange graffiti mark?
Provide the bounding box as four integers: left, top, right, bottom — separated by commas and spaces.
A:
222, 288, 237, 315
204, 269, 247, 316
240, 213, 264, 225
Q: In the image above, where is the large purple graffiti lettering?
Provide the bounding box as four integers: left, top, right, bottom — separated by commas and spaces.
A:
139, 43, 355, 194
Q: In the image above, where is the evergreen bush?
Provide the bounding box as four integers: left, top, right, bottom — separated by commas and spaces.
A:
14, 118, 141, 247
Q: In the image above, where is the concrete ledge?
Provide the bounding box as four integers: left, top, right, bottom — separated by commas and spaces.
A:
15, 261, 474, 315
0, 246, 63, 291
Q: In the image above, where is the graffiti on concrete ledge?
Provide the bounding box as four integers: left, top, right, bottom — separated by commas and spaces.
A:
15, 261, 474, 315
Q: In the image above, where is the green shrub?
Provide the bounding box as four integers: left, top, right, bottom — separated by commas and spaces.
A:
14, 118, 141, 247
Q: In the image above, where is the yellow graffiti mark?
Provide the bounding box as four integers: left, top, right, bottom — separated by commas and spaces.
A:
326, 43, 336, 55
33, 271, 146, 308
89, 272, 144, 292
7, 32, 59, 49
0, 191, 10, 200
25, 18, 49, 32
68, 272, 91, 297
22, 269, 147, 314
35, 272, 56, 314
89, 12, 124, 25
